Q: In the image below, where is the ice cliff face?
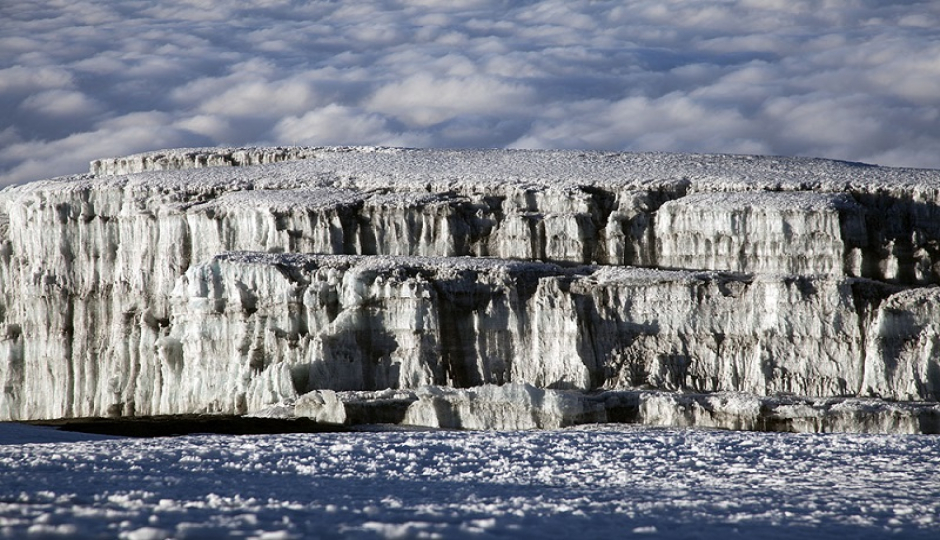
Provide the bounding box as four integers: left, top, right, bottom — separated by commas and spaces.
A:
167, 254, 867, 405
655, 192, 869, 277
1, 147, 939, 429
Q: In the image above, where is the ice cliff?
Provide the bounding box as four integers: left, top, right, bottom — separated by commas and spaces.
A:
2, 146, 940, 433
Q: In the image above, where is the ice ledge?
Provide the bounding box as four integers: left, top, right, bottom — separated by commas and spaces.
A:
89, 146, 396, 176
85, 145, 940, 191
267, 383, 940, 435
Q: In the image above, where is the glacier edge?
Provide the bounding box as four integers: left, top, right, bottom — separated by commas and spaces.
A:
2, 146, 940, 433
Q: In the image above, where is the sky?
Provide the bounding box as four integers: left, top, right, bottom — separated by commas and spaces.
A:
1, 0, 939, 186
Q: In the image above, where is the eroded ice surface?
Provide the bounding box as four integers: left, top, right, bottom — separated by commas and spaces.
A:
2, 147, 940, 426
1, 425, 938, 539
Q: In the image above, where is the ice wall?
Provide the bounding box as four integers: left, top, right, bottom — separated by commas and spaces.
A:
89, 146, 325, 176
655, 192, 868, 276
862, 287, 940, 401
0, 253, 904, 419
1, 147, 940, 427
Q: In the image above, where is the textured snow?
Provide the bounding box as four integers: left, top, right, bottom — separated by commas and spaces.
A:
1, 425, 938, 539
83, 146, 940, 193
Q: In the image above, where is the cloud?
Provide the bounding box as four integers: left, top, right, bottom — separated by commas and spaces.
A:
368, 73, 535, 127
0, 111, 212, 184
2, 0, 940, 186
273, 104, 428, 147
510, 93, 768, 156
0, 65, 72, 96
20, 89, 105, 118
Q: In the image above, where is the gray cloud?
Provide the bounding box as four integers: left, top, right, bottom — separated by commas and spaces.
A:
2, 0, 939, 185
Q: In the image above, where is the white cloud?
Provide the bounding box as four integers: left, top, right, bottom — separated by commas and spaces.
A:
197, 79, 321, 117
172, 114, 234, 141
0, 65, 73, 94
20, 89, 104, 118
2, 0, 940, 186
0, 111, 212, 184
273, 104, 427, 147
511, 93, 767, 156
368, 73, 535, 127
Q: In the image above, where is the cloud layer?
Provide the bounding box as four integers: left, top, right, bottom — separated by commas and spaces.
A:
2, 0, 939, 185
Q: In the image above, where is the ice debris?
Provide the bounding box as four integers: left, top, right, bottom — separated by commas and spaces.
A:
273, 385, 940, 434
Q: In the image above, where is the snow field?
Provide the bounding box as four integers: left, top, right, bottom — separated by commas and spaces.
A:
1, 425, 939, 539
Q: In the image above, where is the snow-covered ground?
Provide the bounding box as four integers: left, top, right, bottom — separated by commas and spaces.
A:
1, 424, 938, 539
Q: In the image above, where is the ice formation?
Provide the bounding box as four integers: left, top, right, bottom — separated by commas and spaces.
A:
271, 385, 940, 434
2, 146, 940, 432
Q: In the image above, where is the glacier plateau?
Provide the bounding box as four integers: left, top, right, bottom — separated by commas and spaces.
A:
2, 147, 940, 432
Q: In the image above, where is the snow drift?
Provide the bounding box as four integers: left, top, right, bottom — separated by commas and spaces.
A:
2, 147, 940, 432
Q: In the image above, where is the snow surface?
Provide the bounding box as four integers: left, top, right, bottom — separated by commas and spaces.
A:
60, 146, 940, 193
1, 425, 938, 539
9, 147, 940, 195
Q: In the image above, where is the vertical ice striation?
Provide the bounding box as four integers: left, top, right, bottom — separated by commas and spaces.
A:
862, 287, 940, 401
1, 147, 940, 429
655, 192, 867, 276
97, 254, 867, 415
89, 146, 325, 176
573, 267, 866, 396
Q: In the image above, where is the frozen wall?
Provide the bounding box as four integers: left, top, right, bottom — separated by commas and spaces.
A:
1, 147, 940, 423
655, 192, 868, 276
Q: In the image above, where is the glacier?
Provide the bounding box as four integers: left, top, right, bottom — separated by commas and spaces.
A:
2, 146, 940, 432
